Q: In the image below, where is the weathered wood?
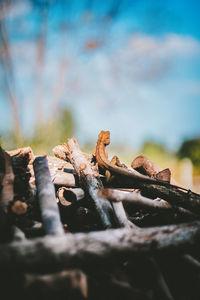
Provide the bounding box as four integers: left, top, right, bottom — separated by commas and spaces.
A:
147, 257, 174, 300
0, 148, 15, 242
131, 182, 200, 215
57, 187, 85, 205
24, 270, 88, 300
109, 172, 200, 215
99, 188, 172, 211
7, 146, 34, 161
99, 188, 197, 220
58, 138, 116, 228
95, 131, 171, 186
0, 221, 200, 272
95, 131, 200, 213
0, 147, 14, 210
52, 171, 77, 187
131, 155, 178, 185
53, 144, 92, 163
29, 156, 78, 187
107, 156, 133, 228
33, 156, 64, 235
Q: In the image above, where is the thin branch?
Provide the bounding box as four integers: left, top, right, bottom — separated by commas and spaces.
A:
33, 156, 64, 235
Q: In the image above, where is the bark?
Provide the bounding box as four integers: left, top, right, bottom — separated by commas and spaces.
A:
95, 131, 171, 186
57, 187, 85, 205
131, 155, 178, 186
57, 138, 116, 228
0, 221, 200, 273
52, 171, 77, 187
99, 188, 172, 211
0, 147, 14, 209
33, 156, 64, 235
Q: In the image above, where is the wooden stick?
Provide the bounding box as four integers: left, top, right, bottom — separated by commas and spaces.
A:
33, 156, 64, 235
57, 187, 85, 205
108, 156, 133, 228
95, 131, 172, 186
24, 270, 88, 299
59, 138, 116, 228
0, 147, 14, 210
182, 254, 200, 270
99, 188, 172, 211
131, 155, 178, 185
111, 201, 133, 228
7, 146, 34, 161
52, 171, 77, 187
0, 221, 200, 272
148, 257, 174, 300
95, 131, 200, 210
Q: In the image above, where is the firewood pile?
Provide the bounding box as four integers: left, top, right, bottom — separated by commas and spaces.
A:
1, 130, 200, 300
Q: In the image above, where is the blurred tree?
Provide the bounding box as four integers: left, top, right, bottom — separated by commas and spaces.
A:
29, 108, 75, 154
141, 141, 168, 157
58, 108, 75, 142
0, 0, 22, 145
0, 0, 179, 152
178, 138, 200, 167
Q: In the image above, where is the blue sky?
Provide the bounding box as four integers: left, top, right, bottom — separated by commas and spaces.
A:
0, 0, 200, 149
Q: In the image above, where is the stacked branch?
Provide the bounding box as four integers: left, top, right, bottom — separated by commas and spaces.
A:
0, 131, 200, 300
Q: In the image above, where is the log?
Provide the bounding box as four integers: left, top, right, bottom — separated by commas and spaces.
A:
99, 188, 197, 220
95, 131, 200, 214
99, 188, 172, 211
95, 131, 171, 186
57, 138, 117, 228
29, 156, 78, 187
33, 156, 64, 235
24, 270, 88, 300
0, 221, 200, 273
57, 187, 85, 205
52, 171, 77, 187
0, 148, 14, 242
0, 147, 14, 210
131, 155, 177, 185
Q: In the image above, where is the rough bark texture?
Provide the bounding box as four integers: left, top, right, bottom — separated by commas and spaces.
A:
0, 221, 200, 273
33, 156, 64, 235
99, 188, 172, 211
58, 138, 117, 228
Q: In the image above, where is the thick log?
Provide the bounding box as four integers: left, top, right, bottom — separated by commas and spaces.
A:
33, 156, 64, 235
0, 221, 200, 273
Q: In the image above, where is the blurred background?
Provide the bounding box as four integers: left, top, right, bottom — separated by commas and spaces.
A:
0, 0, 200, 191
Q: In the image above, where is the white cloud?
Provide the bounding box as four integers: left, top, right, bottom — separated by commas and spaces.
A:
111, 33, 200, 82
129, 33, 200, 57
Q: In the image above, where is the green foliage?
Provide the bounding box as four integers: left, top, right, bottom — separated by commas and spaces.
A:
178, 138, 200, 167
139, 140, 175, 170
0, 108, 75, 154
141, 141, 168, 157
58, 109, 75, 143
